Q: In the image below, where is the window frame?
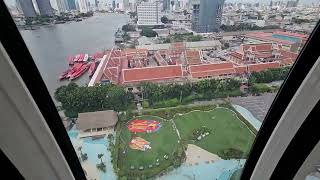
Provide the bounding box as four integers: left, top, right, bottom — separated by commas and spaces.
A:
0, 2, 86, 180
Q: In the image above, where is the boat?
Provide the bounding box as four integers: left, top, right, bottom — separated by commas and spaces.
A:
69, 63, 89, 80
88, 61, 97, 77
68, 56, 75, 65
67, 63, 82, 77
59, 69, 70, 81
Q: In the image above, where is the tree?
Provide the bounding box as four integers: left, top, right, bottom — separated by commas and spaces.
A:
96, 153, 106, 172
187, 35, 202, 42
122, 24, 136, 32
25, 18, 33, 26
54, 83, 133, 118
161, 16, 169, 24
140, 28, 158, 37
163, 38, 171, 43
98, 153, 104, 163
122, 32, 130, 41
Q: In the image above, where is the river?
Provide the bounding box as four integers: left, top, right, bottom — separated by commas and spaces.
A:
19, 13, 128, 98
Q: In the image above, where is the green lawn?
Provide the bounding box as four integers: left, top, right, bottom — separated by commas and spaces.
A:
118, 115, 180, 177
174, 108, 255, 158
116, 106, 255, 178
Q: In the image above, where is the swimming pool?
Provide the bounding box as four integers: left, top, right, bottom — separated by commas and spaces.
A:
68, 130, 116, 180
272, 34, 301, 43
160, 159, 245, 180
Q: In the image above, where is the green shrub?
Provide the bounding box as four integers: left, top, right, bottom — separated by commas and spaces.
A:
142, 101, 149, 108
153, 98, 180, 108
222, 148, 245, 159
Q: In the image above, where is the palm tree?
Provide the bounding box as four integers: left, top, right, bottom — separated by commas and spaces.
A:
78, 146, 82, 154
98, 153, 104, 164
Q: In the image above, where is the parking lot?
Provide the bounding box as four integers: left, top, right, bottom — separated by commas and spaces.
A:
230, 93, 276, 122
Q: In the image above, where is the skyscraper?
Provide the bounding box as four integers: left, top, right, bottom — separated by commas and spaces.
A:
67, 0, 76, 10
191, 0, 224, 33
56, 0, 69, 13
16, 0, 37, 17
36, 0, 53, 16
163, 0, 170, 11
78, 0, 89, 13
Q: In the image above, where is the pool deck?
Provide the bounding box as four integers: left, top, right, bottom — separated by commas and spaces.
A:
185, 144, 221, 165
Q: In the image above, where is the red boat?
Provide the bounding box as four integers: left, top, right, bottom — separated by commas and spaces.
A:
68, 56, 75, 65
59, 69, 70, 81
88, 61, 97, 77
69, 63, 89, 80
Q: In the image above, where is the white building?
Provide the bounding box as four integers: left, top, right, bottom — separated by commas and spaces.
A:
56, 0, 69, 13
137, 1, 162, 26
78, 0, 89, 13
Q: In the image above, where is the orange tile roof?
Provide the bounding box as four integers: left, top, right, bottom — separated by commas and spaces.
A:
241, 43, 273, 52
154, 51, 167, 66
122, 65, 183, 83
191, 68, 236, 78
186, 50, 201, 65
190, 62, 234, 72
248, 62, 280, 72
235, 66, 248, 74
190, 62, 235, 78
230, 52, 244, 60
280, 58, 294, 65
279, 49, 298, 59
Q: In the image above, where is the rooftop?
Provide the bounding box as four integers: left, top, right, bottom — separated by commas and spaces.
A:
77, 110, 118, 131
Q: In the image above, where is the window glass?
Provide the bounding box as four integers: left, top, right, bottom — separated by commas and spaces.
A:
3, 0, 319, 179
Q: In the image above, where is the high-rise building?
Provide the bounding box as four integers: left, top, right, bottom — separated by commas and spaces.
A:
123, 0, 129, 9
137, 1, 161, 25
67, 0, 76, 10
56, 0, 69, 13
16, 0, 37, 17
36, 0, 53, 16
95, 0, 99, 8
78, 0, 89, 12
163, 0, 170, 11
191, 0, 224, 33
286, 0, 299, 8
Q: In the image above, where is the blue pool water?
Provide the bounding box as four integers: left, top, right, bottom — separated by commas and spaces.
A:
68, 130, 116, 180
161, 159, 245, 180
272, 34, 301, 43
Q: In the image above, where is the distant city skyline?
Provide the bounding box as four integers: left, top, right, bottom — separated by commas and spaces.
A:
4, 0, 320, 11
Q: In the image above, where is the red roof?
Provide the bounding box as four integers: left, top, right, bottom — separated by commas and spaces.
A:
191, 68, 236, 78
230, 52, 244, 60
235, 66, 248, 74
279, 49, 298, 59
248, 62, 280, 72
186, 50, 201, 65
190, 62, 235, 78
241, 43, 273, 52
122, 65, 183, 83
154, 51, 167, 66
280, 58, 294, 65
